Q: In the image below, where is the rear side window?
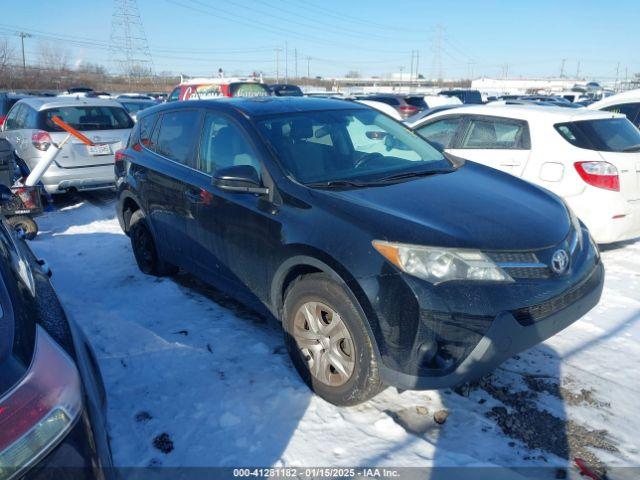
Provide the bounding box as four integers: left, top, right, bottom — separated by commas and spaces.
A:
3, 104, 24, 130
154, 110, 201, 165
39, 106, 134, 132
405, 96, 427, 108
369, 96, 400, 106
138, 114, 157, 148
555, 118, 640, 152
416, 117, 463, 149
460, 117, 529, 149
168, 88, 180, 102
603, 103, 640, 126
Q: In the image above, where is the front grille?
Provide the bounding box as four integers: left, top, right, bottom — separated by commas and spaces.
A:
487, 252, 539, 263
511, 266, 600, 326
504, 266, 550, 279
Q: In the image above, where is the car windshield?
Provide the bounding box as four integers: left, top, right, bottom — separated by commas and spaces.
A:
40, 106, 133, 132
256, 108, 452, 185
555, 118, 640, 152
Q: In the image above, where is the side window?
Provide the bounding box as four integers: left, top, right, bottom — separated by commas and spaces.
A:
138, 114, 157, 148
4, 104, 23, 130
197, 113, 260, 175
460, 117, 528, 149
604, 103, 640, 125
416, 116, 463, 149
167, 87, 180, 102
154, 110, 201, 165
23, 106, 38, 129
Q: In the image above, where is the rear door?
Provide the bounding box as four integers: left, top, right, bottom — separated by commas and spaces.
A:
38, 105, 133, 168
446, 115, 532, 176
138, 108, 203, 267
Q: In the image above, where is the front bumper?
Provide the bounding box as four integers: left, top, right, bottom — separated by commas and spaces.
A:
378, 262, 604, 390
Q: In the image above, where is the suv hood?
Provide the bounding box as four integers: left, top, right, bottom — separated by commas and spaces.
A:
312, 162, 570, 251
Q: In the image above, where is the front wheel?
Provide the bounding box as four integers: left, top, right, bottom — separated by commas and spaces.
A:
283, 273, 384, 405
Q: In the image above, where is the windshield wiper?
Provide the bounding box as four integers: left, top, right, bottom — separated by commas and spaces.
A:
306, 180, 372, 189
622, 144, 640, 152
375, 168, 454, 183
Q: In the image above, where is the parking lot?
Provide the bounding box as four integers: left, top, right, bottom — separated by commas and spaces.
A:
29, 191, 639, 474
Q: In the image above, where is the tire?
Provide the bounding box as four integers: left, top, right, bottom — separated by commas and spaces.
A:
129, 210, 177, 277
283, 273, 385, 405
6, 215, 38, 240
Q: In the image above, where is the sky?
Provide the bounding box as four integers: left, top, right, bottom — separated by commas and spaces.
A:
2, 0, 639, 81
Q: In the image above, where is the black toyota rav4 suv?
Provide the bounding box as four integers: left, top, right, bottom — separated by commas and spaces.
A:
115, 97, 604, 405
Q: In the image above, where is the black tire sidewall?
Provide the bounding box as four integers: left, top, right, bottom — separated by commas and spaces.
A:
283, 273, 382, 405
129, 211, 159, 275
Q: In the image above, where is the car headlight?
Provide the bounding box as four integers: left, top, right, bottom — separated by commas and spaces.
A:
372, 240, 513, 284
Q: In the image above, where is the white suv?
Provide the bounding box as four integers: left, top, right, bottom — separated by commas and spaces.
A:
0, 97, 134, 194
409, 104, 640, 244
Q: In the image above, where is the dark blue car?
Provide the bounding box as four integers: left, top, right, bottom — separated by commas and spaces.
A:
115, 97, 604, 405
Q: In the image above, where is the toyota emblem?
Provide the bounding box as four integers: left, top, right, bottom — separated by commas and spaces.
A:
551, 249, 569, 274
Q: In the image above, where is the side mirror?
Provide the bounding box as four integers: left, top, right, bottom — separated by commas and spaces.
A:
213, 165, 269, 195
0, 184, 13, 204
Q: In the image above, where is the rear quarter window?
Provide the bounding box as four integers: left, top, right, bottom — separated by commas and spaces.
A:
555, 118, 640, 152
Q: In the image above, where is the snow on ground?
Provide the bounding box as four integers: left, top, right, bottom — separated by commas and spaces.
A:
29, 192, 640, 477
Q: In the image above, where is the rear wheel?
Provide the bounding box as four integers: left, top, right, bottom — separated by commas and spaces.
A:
129, 210, 177, 276
283, 273, 384, 405
6, 215, 38, 240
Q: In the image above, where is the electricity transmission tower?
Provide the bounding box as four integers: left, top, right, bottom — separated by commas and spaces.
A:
430, 24, 444, 84
109, 0, 154, 83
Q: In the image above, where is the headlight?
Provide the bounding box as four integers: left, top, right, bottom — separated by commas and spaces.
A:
372, 240, 513, 284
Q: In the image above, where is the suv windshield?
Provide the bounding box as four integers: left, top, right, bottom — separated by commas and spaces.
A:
555, 118, 640, 152
40, 106, 133, 132
256, 108, 452, 185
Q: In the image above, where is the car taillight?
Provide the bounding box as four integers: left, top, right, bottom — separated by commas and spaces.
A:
399, 105, 418, 116
31, 131, 53, 152
0, 115, 6, 127
0, 326, 82, 480
574, 161, 620, 191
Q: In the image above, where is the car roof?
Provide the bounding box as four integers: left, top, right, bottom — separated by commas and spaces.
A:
19, 96, 127, 111
154, 96, 367, 117
410, 103, 624, 126
588, 89, 640, 110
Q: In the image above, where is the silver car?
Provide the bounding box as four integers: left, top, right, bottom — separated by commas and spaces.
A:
0, 97, 133, 194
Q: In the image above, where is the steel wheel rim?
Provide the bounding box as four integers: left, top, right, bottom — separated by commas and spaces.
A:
293, 301, 355, 387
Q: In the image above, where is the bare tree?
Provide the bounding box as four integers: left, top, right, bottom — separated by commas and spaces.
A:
0, 37, 14, 69
38, 41, 70, 71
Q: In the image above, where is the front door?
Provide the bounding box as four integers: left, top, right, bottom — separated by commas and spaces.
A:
185, 111, 280, 306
